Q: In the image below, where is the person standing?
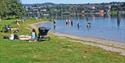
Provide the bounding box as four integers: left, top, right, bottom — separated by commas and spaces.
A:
53, 19, 56, 30
86, 22, 91, 30
71, 19, 73, 26
65, 19, 68, 26
53, 19, 56, 24
16, 20, 20, 27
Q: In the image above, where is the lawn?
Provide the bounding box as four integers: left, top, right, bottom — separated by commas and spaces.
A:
0, 18, 125, 63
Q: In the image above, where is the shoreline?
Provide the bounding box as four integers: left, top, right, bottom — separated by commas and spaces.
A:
31, 21, 125, 56
52, 32, 125, 48
30, 21, 47, 29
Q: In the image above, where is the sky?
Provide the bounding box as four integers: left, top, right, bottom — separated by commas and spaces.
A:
21, 0, 125, 4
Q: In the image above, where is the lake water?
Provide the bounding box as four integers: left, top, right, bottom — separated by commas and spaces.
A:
41, 16, 125, 43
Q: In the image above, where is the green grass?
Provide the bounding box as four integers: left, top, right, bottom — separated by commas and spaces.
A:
0, 37, 125, 63
0, 18, 125, 63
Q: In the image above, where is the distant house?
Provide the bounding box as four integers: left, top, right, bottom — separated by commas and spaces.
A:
23, 2, 125, 18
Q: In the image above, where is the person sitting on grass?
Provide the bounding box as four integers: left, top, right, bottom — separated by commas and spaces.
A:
31, 28, 37, 41
9, 34, 19, 40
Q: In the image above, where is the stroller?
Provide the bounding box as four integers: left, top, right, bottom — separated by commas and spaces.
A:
37, 27, 50, 41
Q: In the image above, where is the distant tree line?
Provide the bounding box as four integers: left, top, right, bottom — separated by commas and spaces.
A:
0, 0, 25, 19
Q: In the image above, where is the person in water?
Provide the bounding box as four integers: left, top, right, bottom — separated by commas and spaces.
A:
31, 29, 37, 41
53, 19, 56, 24
117, 11, 121, 28
52, 19, 56, 30
65, 19, 68, 26
86, 22, 91, 30
71, 19, 73, 26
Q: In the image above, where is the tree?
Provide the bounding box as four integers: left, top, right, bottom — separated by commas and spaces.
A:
0, 0, 25, 19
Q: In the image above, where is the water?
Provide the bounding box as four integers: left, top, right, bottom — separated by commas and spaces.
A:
41, 16, 125, 43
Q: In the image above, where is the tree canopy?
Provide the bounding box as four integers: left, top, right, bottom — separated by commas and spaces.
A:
0, 0, 25, 19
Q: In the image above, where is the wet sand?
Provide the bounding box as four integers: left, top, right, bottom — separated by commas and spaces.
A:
31, 22, 125, 56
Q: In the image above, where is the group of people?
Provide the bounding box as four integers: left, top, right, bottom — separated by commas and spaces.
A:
7, 26, 50, 42
65, 19, 73, 26
1, 19, 50, 42
1, 25, 12, 32
19, 28, 37, 41
65, 19, 91, 30
1, 20, 21, 33
52, 18, 91, 30
4, 28, 37, 41
1, 25, 19, 33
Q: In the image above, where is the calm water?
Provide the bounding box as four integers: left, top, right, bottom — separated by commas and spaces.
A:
41, 16, 125, 43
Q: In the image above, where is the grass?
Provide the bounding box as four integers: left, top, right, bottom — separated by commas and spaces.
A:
0, 18, 125, 63
0, 37, 125, 63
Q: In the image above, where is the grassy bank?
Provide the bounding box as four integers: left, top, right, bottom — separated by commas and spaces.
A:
0, 18, 125, 63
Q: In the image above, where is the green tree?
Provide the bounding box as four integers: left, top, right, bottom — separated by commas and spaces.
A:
0, 0, 25, 19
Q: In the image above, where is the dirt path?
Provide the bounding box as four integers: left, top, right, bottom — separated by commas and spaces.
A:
30, 21, 46, 29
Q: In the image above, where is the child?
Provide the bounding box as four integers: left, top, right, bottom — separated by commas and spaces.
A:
31, 29, 37, 41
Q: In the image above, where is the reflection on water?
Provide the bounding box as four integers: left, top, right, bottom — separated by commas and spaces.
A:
53, 24, 56, 30
41, 15, 125, 43
77, 22, 80, 30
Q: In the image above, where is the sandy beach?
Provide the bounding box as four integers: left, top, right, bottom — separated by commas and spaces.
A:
31, 22, 125, 56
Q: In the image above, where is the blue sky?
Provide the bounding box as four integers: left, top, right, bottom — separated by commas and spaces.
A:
21, 0, 125, 4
